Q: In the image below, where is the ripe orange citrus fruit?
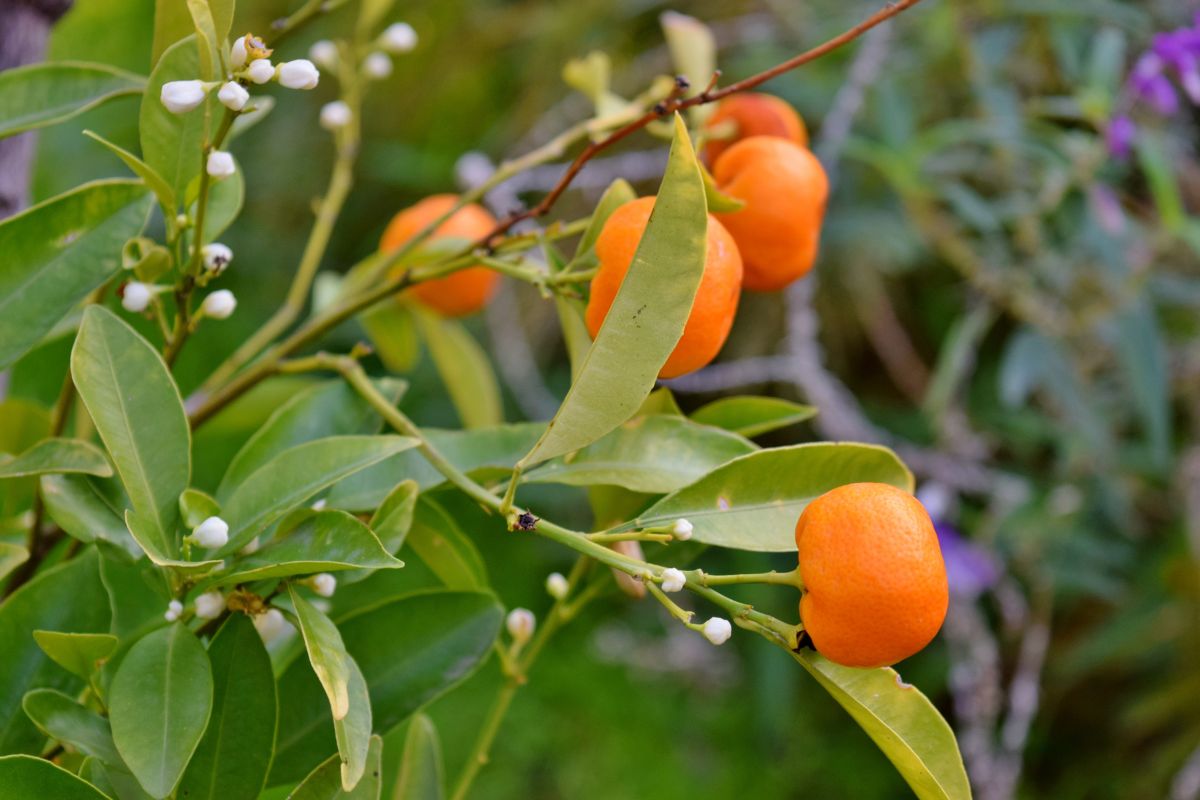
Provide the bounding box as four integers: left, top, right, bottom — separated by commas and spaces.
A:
795, 482, 948, 668
380, 194, 499, 317
703, 93, 808, 165
585, 196, 742, 379
712, 136, 829, 292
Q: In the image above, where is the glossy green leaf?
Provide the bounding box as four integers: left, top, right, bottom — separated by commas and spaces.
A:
110, 625, 213, 799
405, 498, 486, 589
141, 36, 214, 205
289, 734, 383, 800
793, 651, 971, 800
394, 714, 443, 800
72, 306, 191, 563
184, 0, 222, 80
689, 396, 817, 438
21, 688, 122, 765
0, 400, 48, 519
617, 443, 914, 551
0, 755, 110, 799
79, 755, 153, 800
0, 543, 28, 582
289, 587, 373, 791
699, 161, 746, 212
83, 129, 177, 216
41, 474, 142, 558
32, 631, 117, 681
179, 488, 220, 528
220, 436, 417, 553
0, 438, 112, 479
369, 480, 419, 555
271, 591, 502, 787
0, 61, 144, 139
412, 308, 503, 430
0, 180, 151, 369
573, 178, 636, 260
637, 387, 683, 416
0, 550, 109, 754
218, 378, 406, 500
520, 114, 707, 466
97, 552, 171, 641
152, 0, 194, 65
524, 414, 754, 494
201, 156, 244, 242
178, 615, 277, 800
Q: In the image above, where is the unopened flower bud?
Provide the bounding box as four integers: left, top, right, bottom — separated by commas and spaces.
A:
660, 568, 686, 593
164, 600, 184, 622
545, 572, 569, 600
121, 281, 153, 313
193, 591, 225, 620
160, 80, 209, 114
246, 59, 274, 84
277, 59, 320, 90
217, 81, 250, 111
319, 100, 351, 130
192, 516, 229, 549
363, 52, 392, 79
201, 290, 237, 320
672, 518, 694, 541
230, 36, 249, 68
506, 608, 535, 643
380, 22, 417, 53
309, 39, 338, 69
311, 573, 337, 598
702, 617, 732, 645
206, 150, 236, 178
202, 242, 233, 274
253, 608, 289, 642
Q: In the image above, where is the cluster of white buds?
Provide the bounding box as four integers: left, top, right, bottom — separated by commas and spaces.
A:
217, 81, 249, 111
202, 243, 233, 274
505, 608, 536, 644
193, 590, 225, 620
121, 281, 155, 313
164, 600, 184, 622
672, 518, 694, 541
253, 608, 290, 642
545, 572, 569, 600
701, 617, 732, 646
190, 515, 229, 549
201, 289, 237, 320
310, 573, 337, 598
160, 80, 214, 114
659, 568, 686, 593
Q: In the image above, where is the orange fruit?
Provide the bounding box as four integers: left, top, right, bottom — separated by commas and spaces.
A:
585, 196, 742, 379
380, 194, 499, 317
795, 482, 948, 669
712, 137, 828, 292
703, 93, 808, 165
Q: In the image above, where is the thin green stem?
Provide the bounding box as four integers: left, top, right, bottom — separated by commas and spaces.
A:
695, 567, 804, 589
586, 531, 674, 544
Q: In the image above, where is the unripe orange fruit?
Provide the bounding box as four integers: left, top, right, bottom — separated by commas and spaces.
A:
585, 196, 742, 379
795, 482, 948, 669
703, 93, 808, 165
712, 137, 829, 292
380, 194, 499, 317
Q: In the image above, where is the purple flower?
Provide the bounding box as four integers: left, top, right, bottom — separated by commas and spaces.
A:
1105, 115, 1136, 159
1152, 29, 1200, 102
1129, 53, 1179, 115
935, 523, 1001, 599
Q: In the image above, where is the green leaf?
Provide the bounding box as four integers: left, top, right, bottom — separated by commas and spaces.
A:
185, 0, 223, 80
1113, 297, 1171, 468
360, 302, 422, 374
394, 714, 444, 800
272, 591, 502, 787
41, 474, 142, 558
520, 115, 707, 466
0, 61, 145, 139
412, 308, 503, 429
0, 550, 109, 754
210, 0, 235, 45
369, 480, 419, 554
553, 295, 592, 384
202, 155, 244, 242
0, 400, 48, 519
141, 35, 214, 205
179, 488, 221, 528
0, 438, 112, 479
220, 435, 419, 553
72, 306, 191, 563
524, 414, 755, 493
572, 178, 637, 260
0, 179, 152, 369
405, 498, 486, 589
208, 509, 402, 587
83, 129, 177, 217
689, 396, 817, 438
110, 625, 214, 799
289, 735, 383, 800
152, 0, 195, 66
79, 756, 154, 800
700, 160, 745, 212
792, 651, 971, 800
97, 552, 171, 640
617, 443, 914, 551
31, 631, 117, 681
289, 587, 373, 791
0, 755, 110, 799
0, 543, 28, 582
218, 378, 406, 500
21, 688, 122, 765
178, 615, 278, 800
660, 11, 716, 125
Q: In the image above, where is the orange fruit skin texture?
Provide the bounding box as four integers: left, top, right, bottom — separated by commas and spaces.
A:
703, 93, 809, 165
584, 196, 743, 379
713, 136, 829, 292
380, 194, 499, 317
795, 482, 949, 669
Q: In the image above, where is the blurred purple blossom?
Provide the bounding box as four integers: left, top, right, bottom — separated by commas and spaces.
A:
936, 522, 1001, 599
1105, 115, 1136, 160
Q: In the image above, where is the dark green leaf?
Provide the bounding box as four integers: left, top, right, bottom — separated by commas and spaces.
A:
21, 688, 122, 765
289, 734, 383, 800
369, 480, 419, 555
405, 498, 486, 589
141, 36, 214, 205
83, 129, 177, 216
0, 61, 144, 139
0, 543, 28, 582
360, 302, 421, 374
41, 474, 142, 558
0, 755, 110, 799
0, 438, 112, 479
202, 156, 244, 242
689, 396, 817, 438
394, 714, 444, 800
412, 308, 503, 430
31, 631, 117, 681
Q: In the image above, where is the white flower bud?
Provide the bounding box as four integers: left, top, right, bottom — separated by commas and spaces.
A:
230, 36, 249, 68
545, 572, 569, 600
206, 150, 236, 179
311, 573, 337, 598
201, 242, 233, 274
164, 600, 183, 622
192, 515, 229, 549
246, 59, 274, 84
380, 22, 417, 53
702, 617, 732, 646
160, 80, 209, 114
277, 59, 320, 90
239, 536, 260, 555
660, 568, 686, 593
319, 100, 352, 131
672, 518, 694, 541
309, 39, 338, 69
362, 52, 392, 79
193, 591, 225, 620
217, 81, 250, 111
121, 281, 152, 313
253, 608, 290, 642
505, 608, 535, 644
201, 290, 237, 320
310, 499, 327, 511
